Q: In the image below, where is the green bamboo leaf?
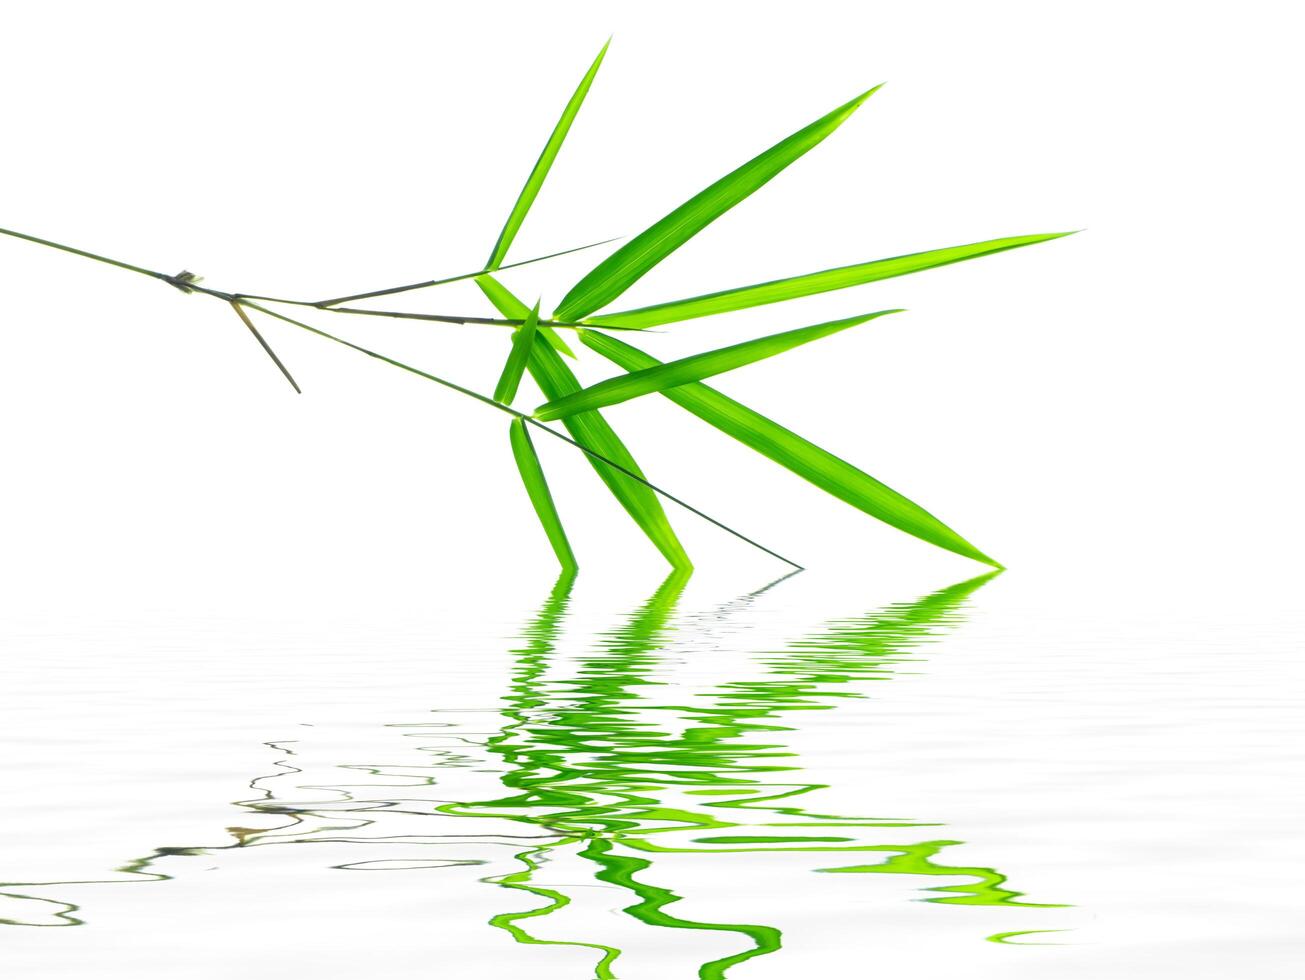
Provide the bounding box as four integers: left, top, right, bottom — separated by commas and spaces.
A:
493, 300, 541, 404
581, 330, 999, 567
554, 85, 882, 321
477, 272, 574, 357
485, 39, 610, 271
528, 337, 691, 570
480, 274, 691, 570
509, 417, 578, 573
476, 274, 575, 358
586, 232, 1074, 328
536, 308, 901, 421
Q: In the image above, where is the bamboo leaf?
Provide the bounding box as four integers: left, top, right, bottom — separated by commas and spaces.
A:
509, 417, 578, 573
480, 274, 691, 570
586, 233, 1074, 328
528, 337, 691, 570
476, 274, 575, 358
581, 330, 999, 567
554, 86, 882, 321
536, 309, 901, 421
485, 39, 610, 271
493, 300, 541, 404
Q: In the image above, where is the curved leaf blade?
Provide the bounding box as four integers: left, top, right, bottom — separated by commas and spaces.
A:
586, 232, 1074, 329
480, 276, 691, 570
536, 309, 901, 420
509, 417, 578, 574
493, 300, 541, 404
555, 86, 882, 321
581, 331, 1000, 567
486, 40, 610, 271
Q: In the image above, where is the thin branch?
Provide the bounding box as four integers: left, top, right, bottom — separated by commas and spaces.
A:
2, 224, 790, 564
319, 305, 643, 332
242, 301, 508, 411
313, 238, 619, 308
241, 302, 801, 570
0, 225, 170, 281
524, 419, 804, 571
228, 301, 302, 394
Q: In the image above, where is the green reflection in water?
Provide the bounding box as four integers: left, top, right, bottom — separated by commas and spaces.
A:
1, 569, 1066, 970
441, 569, 1063, 977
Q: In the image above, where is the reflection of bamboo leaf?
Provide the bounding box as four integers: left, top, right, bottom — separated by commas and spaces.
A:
486, 843, 621, 976
462, 567, 1066, 973
583, 837, 782, 979
816, 838, 1066, 908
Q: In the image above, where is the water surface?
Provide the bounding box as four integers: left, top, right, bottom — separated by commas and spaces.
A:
3, 570, 1301, 977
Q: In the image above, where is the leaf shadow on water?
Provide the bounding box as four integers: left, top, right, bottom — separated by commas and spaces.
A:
1, 570, 1069, 969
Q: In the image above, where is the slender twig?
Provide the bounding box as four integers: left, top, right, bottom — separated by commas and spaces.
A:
0, 225, 171, 281
524, 420, 803, 570
313, 238, 619, 308
241, 302, 802, 569
0, 225, 614, 317
319, 305, 640, 332
228, 301, 302, 394
2, 223, 792, 565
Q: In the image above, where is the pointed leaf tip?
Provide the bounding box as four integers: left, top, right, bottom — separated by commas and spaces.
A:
536, 307, 903, 421
484, 40, 610, 271
588, 232, 1070, 329
492, 299, 541, 404
555, 85, 886, 321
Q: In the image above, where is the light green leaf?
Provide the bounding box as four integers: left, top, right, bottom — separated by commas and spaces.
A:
581, 330, 999, 567
536, 309, 901, 421
554, 86, 882, 321
480, 275, 691, 570
586, 232, 1073, 328
476, 274, 575, 357
509, 417, 578, 573
493, 300, 541, 404
485, 40, 610, 271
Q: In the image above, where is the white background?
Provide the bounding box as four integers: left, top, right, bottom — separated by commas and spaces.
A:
2, 5, 1303, 977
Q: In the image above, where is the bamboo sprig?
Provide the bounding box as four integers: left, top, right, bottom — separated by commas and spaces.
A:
2, 41, 1073, 574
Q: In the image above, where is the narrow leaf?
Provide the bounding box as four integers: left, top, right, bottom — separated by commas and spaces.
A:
493, 300, 541, 404
555, 85, 882, 320
537, 309, 901, 420
581, 330, 999, 567
480, 275, 691, 570
477, 274, 575, 357
587, 232, 1074, 329
509, 417, 578, 573
485, 39, 610, 271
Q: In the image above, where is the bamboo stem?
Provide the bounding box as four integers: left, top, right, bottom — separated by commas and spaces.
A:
1, 222, 799, 568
